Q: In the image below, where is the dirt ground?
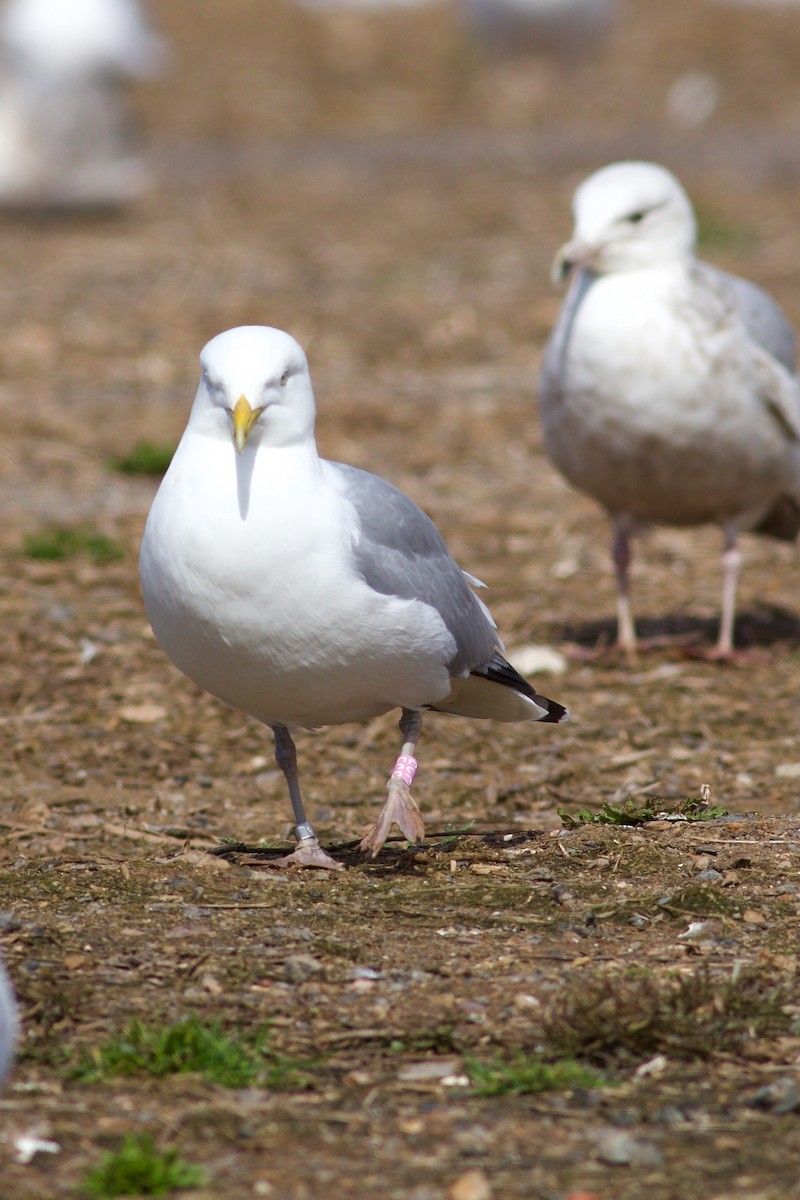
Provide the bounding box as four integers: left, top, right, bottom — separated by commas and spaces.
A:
4, 1, 800, 1197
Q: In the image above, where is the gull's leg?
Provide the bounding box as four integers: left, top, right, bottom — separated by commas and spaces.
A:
269, 724, 342, 870
358, 708, 425, 858
712, 523, 741, 659
612, 516, 637, 661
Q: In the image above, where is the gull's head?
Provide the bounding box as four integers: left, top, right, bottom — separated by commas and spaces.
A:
193, 326, 315, 453
552, 161, 697, 282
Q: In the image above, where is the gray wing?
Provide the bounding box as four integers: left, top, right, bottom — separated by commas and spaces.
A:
697, 262, 796, 372
695, 261, 800, 441
329, 462, 499, 675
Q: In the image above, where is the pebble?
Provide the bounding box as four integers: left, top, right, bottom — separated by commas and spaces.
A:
678, 920, 720, 942
634, 1054, 668, 1079
398, 1058, 463, 1083
747, 1077, 800, 1114
775, 762, 800, 779
507, 645, 567, 676
448, 1168, 492, 1200
595, 1129, 664, 1167
283, 954, 325, 984
118, 702, 167, 724
694, 869, 723, 883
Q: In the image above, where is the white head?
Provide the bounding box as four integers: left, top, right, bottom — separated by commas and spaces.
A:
191, 326, 316, 454
0, 0, 168, 79
553, 161, 697, 280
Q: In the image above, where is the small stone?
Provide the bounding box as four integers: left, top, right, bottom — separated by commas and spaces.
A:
776, 883, 799, 896
448, 1168, 492, 1200
348, 966, 381, 980
595, 1129, 664, 1167
399, 1058, 463, 1083
742, 909, 767, 925
529, 867, 554, 882
550, 883, 574, 906
776, 762, 800, 779
747, 1077, 800, 1114
678, 919, 721, 943
507, 644, 567, 676
118, 702, 167, 724
283, 954, 325, 984
634, 1054, 668, 1079
694, 869, 723, 883
469, 863, 507, 876
693, 855, 713, 872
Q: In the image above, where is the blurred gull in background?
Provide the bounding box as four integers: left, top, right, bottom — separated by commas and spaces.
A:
0, 0, 168, 208
457, 0, 618, 55
0, 953, 17, 1088
540, 160, 800, 659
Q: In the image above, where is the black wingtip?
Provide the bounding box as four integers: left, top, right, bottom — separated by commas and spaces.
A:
472, 651, 568, 723
536, 697, 569, 724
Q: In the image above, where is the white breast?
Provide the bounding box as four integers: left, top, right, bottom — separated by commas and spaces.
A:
541, 265, 797, 526
140, 434, 455, 728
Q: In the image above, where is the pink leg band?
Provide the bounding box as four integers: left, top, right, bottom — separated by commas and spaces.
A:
391, 755, 418, 787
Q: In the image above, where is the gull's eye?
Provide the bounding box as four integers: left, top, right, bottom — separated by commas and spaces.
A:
280, 369, 290, 386
627, 210, 647, 224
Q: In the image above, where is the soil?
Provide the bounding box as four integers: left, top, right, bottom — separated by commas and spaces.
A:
3, 1, 800, 1197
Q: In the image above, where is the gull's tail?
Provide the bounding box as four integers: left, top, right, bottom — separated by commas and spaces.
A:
431, 651, 569, 724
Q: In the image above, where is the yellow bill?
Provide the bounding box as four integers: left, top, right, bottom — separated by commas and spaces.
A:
232, 395, 260, 454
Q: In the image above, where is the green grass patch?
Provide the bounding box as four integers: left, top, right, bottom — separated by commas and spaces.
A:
72, 1015, 313, 1090
110, 440, 175, 477
466, 1054, 604, 1097
84, 1133, 204, 1198
559, 795, 727, 829
23, 526, 124, 566
542, 965, 790, 1063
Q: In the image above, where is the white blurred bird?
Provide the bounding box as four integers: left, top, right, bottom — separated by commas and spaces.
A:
0, 0, 167, 80
540, 160, 800, 658
0, 0, 167, 207
0, 954, 18, 1088
141, 326, 567, 869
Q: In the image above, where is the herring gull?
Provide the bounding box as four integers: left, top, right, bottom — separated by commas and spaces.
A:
141, 326, 567, 869
540, 160, 800, 658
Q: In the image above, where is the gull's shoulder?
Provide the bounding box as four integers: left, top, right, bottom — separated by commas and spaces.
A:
693, 260, 796, 372
322, 459, 498, 673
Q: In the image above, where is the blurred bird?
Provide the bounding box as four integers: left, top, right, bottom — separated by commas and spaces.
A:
0, 0, 167, 208
0, 954, 18, 1088
540, 160, 800, 659
458, 0, 618, 55
141, 326, 567, 869
0, 0, 167, 80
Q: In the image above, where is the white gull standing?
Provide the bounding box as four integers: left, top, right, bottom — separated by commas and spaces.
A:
0, 0, 168, 207
540, 160, 800, 659
140, 326, 567, 870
